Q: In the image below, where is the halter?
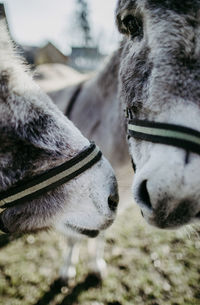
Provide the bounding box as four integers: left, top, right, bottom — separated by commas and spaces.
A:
126, 110, 200, 156
0, 143, 102, 210
66, 82, 84, 118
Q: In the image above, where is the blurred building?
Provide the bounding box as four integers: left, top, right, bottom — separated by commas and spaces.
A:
68, 46, 105, 73
1, 2, 107, 73
19, 44, 105, 73
20, 42, 68, 67
35, 42, 68, 65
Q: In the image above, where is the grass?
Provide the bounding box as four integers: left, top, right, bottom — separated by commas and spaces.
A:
0, 179, 200, 305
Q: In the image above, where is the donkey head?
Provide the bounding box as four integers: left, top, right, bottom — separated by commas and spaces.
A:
116, 0, 200, 228
0, 21, 118, 235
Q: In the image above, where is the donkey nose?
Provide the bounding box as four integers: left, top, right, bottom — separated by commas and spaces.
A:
108, 193, 119, 212
137, 180, 153, 211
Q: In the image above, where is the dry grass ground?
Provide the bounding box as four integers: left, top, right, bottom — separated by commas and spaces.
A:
0, 166, 200, 305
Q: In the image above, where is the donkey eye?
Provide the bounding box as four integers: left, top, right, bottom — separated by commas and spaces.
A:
122, 15, 142, 38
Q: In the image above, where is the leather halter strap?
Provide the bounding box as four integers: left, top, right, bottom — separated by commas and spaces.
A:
128, 119, 200, 155
65, 82, 84, 118
0, 143, 102, 210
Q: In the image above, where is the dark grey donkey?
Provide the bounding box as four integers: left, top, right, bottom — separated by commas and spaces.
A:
0, 19, 119, 238
41, 0, 200, 230
116, 0, 200, 229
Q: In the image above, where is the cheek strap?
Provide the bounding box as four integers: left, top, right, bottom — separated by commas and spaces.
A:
128, 119, 200, 156
0, 143, 102, 210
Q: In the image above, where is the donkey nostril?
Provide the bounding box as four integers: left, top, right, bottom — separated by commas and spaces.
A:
137, 180, 152, 210
108, 194, 119, 212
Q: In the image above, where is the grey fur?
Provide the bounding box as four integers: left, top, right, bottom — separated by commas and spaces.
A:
116, 0, 200, 228
40, 0, 200, 229
0, 20, 118, 234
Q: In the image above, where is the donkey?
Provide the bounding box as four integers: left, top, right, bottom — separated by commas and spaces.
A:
35, 0, 200, 281
0, 18, 119, 239
40, 0, 200, 231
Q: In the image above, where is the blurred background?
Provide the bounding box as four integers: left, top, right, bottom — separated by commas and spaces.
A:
1, 1, 200, 305
4, 0, 120, 72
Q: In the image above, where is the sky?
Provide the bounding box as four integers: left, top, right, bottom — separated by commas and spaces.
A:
3, 0, 121, 55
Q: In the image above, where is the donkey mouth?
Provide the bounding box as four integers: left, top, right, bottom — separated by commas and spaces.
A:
79, 228, 99, 238
65, 222, 99, 238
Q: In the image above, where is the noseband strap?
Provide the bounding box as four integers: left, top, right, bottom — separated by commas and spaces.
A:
0, 143, 102, 210
128, 119, 200, 155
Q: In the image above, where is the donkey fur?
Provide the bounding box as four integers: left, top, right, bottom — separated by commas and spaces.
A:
40, 0, 200, 229
0, 20, 118, 234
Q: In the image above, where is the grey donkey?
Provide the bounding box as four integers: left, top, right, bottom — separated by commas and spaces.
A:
36, 0, 200, 281
115, 0, 200, 229
42, 0, 200, 230
0, 18, 119, 246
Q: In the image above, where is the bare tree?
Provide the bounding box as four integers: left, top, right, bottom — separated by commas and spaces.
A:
76, 0, 91, 46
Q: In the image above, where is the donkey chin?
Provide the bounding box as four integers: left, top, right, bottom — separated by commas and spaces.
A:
53, 207, 115, 239
139, 202, 200, 230
132, 145, 200, 230
134, 186, 200, 230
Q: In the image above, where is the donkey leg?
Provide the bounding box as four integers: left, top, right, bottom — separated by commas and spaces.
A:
59, 236, 80, 282
87, 234, 107, 279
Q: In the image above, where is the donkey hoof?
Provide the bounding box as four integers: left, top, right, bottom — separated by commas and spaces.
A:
59, 265, 76, 284
88, 258, 107, 279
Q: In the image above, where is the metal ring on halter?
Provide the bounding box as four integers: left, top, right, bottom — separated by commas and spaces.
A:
0, 142, 102, 210
127, 116, 200, 156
